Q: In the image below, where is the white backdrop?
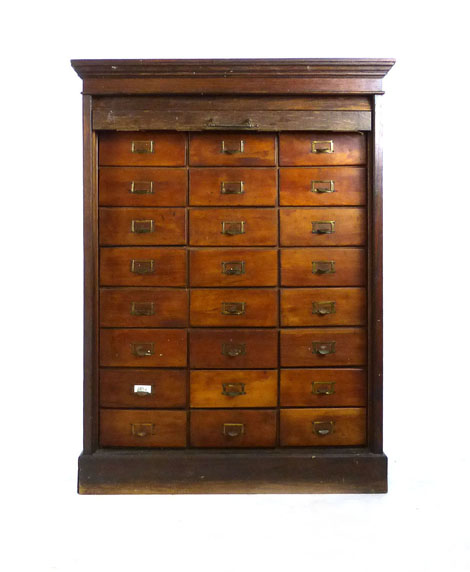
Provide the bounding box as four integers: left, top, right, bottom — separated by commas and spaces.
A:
1, 1, 469, 570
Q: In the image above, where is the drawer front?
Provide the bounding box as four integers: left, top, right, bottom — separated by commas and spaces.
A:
100, 247, 186, 286
279, 167, 366, 206
280, 369, 367, 407
280, 287, 366, 326
100, 369, 187, 408
99, 132, 187, 166
280, 328, 367, 367
99, 167, 187, 207
280, 207, 366, 246
190, 409, 277, 447
100, 329, 187, 367
99, 208, 186, 245
190, 248, 278, 287
190, 370, 278, 408
189, 133, 276, 166
190, 329, 278, 369
280, 408, 366, 446
190, 289, 278, 327
100, 288, 188, 327
279, 132, 366, 166
189, 208, 277, 246
281, 247, 366, 286
100, 409, 187, 447
190, 168, 277, 206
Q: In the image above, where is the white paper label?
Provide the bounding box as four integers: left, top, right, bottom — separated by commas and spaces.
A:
133, 384, 152, 395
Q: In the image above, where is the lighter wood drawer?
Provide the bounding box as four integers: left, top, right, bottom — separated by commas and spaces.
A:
100, 247, 186, 286
280, 408, 366, 446
280, 369, 367, 407
279, 132, 366, 166
280, 207, 366, 246
99, 208, 186, 245
190, 168, 277, 206
99, 132, 187, 166
280, 287, 366, 326
281, 247, 366, 286
189, 208, 277, 246
190, 289, 278, 327
100, 328, 187, 367
190, 409, 277, 447
100, 369, 187, 408
99, 167, 187, 207
280, 327, 367, 367
190, 370, 278, 408
190, 329, 278, 369
189, 133, 276, 166
190, 248, 278, 287
100, 288, 188, 327
279, 167, 366, 206
100, 409, 187, 447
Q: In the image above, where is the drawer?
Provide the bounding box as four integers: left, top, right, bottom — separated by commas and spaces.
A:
190, 168, 277, 206
280, 207, 366, 246
279, 167, 366, 206
100, 247, 186, 287
190, 370, 278, 408
190, 409, 277, 447
100, 328, 187, 367
279, 132, 366, 166
100, 369, 187, 408
99, 208, 186, 245
189, 208, 277, 246
280, 369, 367, 407
280, 328, 367, 367
281, 247, 366, 286
99, 167, 187, 207
190, 329, 278, 369
280, 408, 366, 446
190, 248, 278, 287
189, 133, 276, 166
190, 289, 278, 327
100, 288, 188, 327
280, 287, 366, 326
99, 132, 187, 166
100, 409, 187, 447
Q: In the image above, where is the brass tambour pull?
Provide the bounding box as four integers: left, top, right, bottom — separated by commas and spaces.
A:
222, 302, 246, 316
312, 301, 336, 315
131, 219, 155, 234
221, 181, 245, 195
129, 181, 154, 195
312, 261, 335, 274
311, 180, 335, 194
222, 342, 246, 357
133, 384, 153, 397
312, 221, 335, 234
221, 139, 245, 154
131, 260, 155, 275
222, 221, 245, 236
312, 420, 335, 436
222, 261, 245, 275
311, 381, 336, 395
223, 423, 245, 437
131, 140, 154, 154
312, 341, 336, 355
131, 423, 155, 437
311, 140, 334, 154
222, 382, 246, 397
130, 301, 155, 316
131, 342, 155, 357
205, 118, 259, 130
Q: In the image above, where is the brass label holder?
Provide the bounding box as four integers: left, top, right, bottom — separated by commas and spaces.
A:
311, 140, 334, 154
312, 301, 336, 315
221, 139, 245, 154
131, 423, 155, 437
130, 301, 155, 316
312, 261, 335, 274
222, 221, 245, 235
129, 181, 154, 194
130, 260, 155, 275
222, 382, 246, 397
222, 342, 246, 357
223, 423, 245, 437
311, 180, 335, 194
131, 342, 155, 357
131, 219, 155, 234
311, 381, 336, 395
312, 221, 336, 234
132, 384, 153, 396
312, 341, 336, 355
131, 140, 154, 154
222, 261, 245, 275
221, 181, 245, 195
221, 302, 246, 316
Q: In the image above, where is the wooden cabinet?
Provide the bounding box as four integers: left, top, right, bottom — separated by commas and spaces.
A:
72, 58, 394, 494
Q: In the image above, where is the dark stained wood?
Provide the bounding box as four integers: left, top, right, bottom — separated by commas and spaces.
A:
189, 133, 275, 166
99, 132, 187, 166
280, 132, 367, 166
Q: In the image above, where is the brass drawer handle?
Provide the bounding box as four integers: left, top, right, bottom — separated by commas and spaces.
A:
130, 260, 155, 275
221, 140, 245, 155
222, 302, 246, 316
312, 261, 335, 274
222, 382, 246, 397
131, 140, 154, 154
311, 180, 335, 194
312, 301, 336, 316
131, 422, 155, 437
132, 384, 153, 396
312, 221, 335, 234
130, 301, 155, 316
222, 261, 245, 276
312, 341, 336, 355
311, 381, 336, 395
222, 221, 245, 236
311, 140, 334, 154
221, 181, 245, 195
131, 342, 155, 357
222, 342, 246, 357
131, 219, 155, 234
129, 181, 154, 195
206, 118, 259, 130
223, 423, 245, 437
312, 420, 335, 436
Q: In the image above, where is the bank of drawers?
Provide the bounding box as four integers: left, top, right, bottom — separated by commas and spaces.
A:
98, 131, 367, 449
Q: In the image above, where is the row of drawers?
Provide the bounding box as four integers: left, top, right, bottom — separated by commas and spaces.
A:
99, 132, 366, 167
100, 407, 366, 448
99, 207, 366, 246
